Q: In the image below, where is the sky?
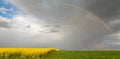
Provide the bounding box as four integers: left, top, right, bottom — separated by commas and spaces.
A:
0, 0, 120, 50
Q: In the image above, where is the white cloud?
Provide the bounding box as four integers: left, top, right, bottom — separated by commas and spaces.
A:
0, 7, 8, 11
108, 19, 120, 26
0, 7, 8, 14
9, 15, 60, 35
0, 14, 64, 48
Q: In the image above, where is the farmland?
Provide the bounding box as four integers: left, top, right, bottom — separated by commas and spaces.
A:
0, 48, 120, 59
41, 50, 120, 59
0, 48, 59, 59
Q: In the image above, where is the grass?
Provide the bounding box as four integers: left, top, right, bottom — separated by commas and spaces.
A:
41, 50, 120, 59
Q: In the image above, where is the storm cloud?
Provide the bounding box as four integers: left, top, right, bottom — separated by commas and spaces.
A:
2, 0, 120, 50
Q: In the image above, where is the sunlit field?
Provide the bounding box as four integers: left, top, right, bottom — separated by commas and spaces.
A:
0, 48, 59, 59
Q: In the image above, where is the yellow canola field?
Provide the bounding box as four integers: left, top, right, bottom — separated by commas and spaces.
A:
0, 48, 59, 57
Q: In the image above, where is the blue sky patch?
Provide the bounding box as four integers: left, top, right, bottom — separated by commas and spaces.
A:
0, 0, 21, 19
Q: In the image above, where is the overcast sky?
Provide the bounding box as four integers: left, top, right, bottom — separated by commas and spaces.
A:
0, 0, 120, 50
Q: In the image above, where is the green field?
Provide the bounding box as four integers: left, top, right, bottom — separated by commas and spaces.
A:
1, 50, 120, 59
41, 50, 120, 59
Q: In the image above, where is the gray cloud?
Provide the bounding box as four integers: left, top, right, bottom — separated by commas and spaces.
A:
76, 0, 120, 34
108, 19, 120, 32
82, 0, 120, 20
0, 5, 112, 50
10, 0, 120, 21
92, 32, 120, 50
26, 25, 31, 28
5, 0, 120, 50
0, 17, 11, 28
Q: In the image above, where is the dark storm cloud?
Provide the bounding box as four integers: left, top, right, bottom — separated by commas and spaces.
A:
80, 0, 120, 34
79, 0, 120, 40
83, 0, 120, 21
10, 0, 120, 22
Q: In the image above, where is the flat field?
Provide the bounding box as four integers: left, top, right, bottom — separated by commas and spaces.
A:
0, 48, 120, 59
41, 50, 120, 59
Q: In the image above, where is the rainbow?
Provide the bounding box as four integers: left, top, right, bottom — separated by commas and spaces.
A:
60, 3, 114, 33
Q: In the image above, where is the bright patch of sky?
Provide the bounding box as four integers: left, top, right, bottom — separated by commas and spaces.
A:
0, 0, 21, 19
